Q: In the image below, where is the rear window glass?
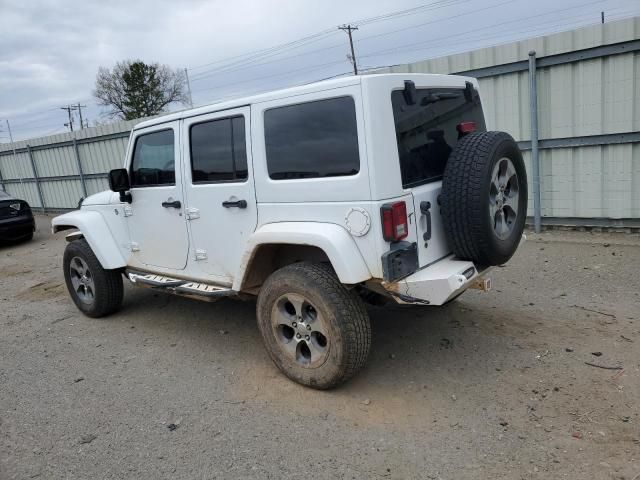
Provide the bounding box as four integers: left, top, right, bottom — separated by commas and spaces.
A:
190, 116, 247, 183
392, 86, 486, 188
264, 96, 360, 180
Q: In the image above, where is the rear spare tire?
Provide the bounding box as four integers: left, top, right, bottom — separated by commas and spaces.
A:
441, 131, 527, 266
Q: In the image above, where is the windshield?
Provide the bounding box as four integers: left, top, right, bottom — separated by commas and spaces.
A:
391, 86, 486, 188
0, 190, 12, 199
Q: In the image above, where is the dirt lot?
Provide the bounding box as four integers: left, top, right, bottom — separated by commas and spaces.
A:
1, 216, 639, 479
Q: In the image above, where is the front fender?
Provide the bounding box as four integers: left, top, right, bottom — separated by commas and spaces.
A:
52, 210, 126, 270
234, 222, 372, 290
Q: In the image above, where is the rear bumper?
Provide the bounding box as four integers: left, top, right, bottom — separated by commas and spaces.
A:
381, 255, 491, 305
0, 215, 35, 240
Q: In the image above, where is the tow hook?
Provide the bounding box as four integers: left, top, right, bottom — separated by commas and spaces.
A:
469, 277, 492, 292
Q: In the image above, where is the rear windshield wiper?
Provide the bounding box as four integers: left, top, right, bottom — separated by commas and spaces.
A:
420, 92, 462, 106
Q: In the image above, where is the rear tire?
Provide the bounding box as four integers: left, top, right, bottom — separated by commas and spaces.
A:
256, 262, 371, 389
63, 239, 123, 318
441, 131, 527, 266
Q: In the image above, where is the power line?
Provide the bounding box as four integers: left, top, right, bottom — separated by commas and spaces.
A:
192, 2, 614, 99
348, 0, 466, 26
188, 29, 338, 73
188, 32, 338, 81
352, 0, 517, 46
361, 9, 639, 67
359, 0, 605, 59
9, 121, 65, 132
187, 0, 471, 80
186, 0, 520, 86
191, 59, 346, 95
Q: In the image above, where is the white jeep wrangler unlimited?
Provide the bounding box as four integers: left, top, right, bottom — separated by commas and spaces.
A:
53, 74, 527, 389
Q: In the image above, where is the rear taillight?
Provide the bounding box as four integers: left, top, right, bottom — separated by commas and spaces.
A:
456, 121, 476, 137
381, 201, 408, 242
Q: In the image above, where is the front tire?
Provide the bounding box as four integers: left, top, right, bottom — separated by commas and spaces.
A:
63, 239, 123, 318
256, 262, 371, 389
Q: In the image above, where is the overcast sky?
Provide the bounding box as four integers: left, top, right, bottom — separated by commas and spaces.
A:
0, 0, 637, 141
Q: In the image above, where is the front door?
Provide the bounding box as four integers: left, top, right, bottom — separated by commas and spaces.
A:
182, 107, 257, 283
126, 123, 189, 270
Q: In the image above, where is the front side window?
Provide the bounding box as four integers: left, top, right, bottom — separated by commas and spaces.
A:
392, 86, 486, 188
190, 116, 247, 183
264, 96, 360, 180
130, 129, 175, 187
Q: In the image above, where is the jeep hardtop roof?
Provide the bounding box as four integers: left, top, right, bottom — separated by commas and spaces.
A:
133, 73, 478, 131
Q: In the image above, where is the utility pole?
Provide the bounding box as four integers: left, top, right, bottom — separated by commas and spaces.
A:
60, 103, 86, 131
184, 68, 194, 108
61, 105, 74, 132
601, 11, 605, 24
76, 103, 87, 129
339, 24, 359, 75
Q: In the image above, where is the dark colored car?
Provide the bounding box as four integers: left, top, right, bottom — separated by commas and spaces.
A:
0, 190, 35, 242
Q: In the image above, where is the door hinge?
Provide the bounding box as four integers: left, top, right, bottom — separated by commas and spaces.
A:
129, 241, 140, 252
123, 205, 133, 217
194, 249, 207, 261
186, 207, 200, 220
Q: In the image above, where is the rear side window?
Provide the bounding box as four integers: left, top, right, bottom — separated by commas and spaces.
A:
190, 116, 248, 183
130, 129, 175, 187
264, 96, 360, 180
392, 86, 486, 188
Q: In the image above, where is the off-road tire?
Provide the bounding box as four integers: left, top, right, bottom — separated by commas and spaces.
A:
256, 262, 371, 389
63, 238, 123, 318
441, 131, 528, 266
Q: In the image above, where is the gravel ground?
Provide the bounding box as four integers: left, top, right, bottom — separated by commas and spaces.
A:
1, 216, 639, 479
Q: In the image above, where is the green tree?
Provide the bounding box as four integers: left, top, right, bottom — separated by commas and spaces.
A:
94, 60, 188, 120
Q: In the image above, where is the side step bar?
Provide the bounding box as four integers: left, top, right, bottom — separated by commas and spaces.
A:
126, 271, 235, 301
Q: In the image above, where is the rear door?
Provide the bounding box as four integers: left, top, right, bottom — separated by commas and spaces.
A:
391, 85, 486, 267
182, 107, 257, 284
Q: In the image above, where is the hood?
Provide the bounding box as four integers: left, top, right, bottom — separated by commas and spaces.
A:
81, 190, 119, 206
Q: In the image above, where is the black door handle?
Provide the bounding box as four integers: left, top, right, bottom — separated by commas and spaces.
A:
222, 199, 247, 209
420, 201, 432, 241
161, 200, 182, 209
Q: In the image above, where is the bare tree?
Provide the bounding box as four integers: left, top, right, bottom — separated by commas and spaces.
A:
94, 60, 188, 120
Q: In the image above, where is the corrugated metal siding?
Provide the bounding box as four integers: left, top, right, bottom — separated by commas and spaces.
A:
4, 181, 40, 208
78, 136, 128, 174
376, 17, 640, 222
0, 120, 136, 209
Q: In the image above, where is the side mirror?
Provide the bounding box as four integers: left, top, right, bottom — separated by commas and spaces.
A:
108, 168, 132, 203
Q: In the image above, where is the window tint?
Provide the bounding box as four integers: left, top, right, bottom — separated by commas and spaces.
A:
392, 87, 486, 188
264, 96, 360, 180
130, 129, 175, 187
190, 116, 247, 183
